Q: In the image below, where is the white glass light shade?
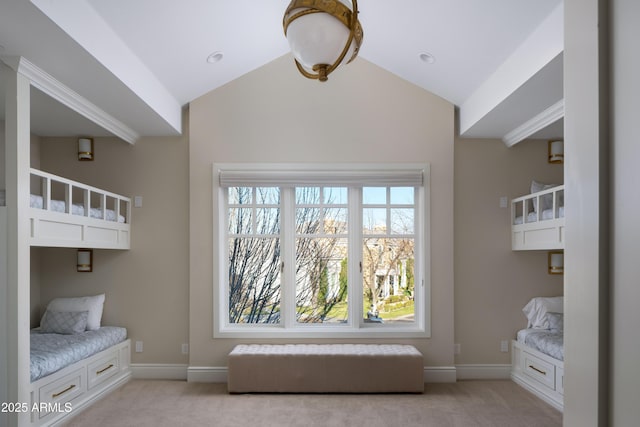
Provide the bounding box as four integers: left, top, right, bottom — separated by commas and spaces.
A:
77, 249, 93, 272
78, 137, 94, 161
283, 0, 362, 82
286, 12, 352, 71
548, 251, 564, 274
548, 140, 564, 163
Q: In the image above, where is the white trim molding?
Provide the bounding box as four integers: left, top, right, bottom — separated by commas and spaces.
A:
455, 364, 512, 380
502, 99, 564, 147
187, 366, 228, 383
130, 363, 188, 380
1, 56, 140, 144
133, 365, 510, 384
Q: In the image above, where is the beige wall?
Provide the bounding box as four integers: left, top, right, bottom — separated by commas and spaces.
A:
454, 138, 564, 364
189, 55, 455, 368
36, 131, 190, 364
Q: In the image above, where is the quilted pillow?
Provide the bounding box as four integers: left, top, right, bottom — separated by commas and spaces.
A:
546, 312, 564, 332
46, 294, 105, 331
40, 310, 89, 334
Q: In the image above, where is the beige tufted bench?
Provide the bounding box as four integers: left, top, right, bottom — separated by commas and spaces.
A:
227, 344, 424, 393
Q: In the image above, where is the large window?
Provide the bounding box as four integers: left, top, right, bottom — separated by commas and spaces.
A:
214, 164, 430, 338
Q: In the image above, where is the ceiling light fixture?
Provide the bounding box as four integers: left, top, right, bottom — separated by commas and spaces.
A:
419, 52, 436, 64
283, 0, 363, 82
206, 51, 224, 64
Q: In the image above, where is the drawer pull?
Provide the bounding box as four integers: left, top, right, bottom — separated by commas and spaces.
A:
51, 384, 76, 398
528, 365, 547, 376
96, 364, 114, 375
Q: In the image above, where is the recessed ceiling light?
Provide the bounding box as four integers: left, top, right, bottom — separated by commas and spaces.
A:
419, 52, 435, 64
207, 51, 224, 64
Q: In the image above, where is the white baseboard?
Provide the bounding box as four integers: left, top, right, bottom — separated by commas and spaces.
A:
455, 364, 512, 380
130, 364, 508, 383
187, 366, 228, 383
130, 363, 188, 380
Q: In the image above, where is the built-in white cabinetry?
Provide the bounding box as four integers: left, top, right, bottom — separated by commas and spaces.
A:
511, 340, 564, 411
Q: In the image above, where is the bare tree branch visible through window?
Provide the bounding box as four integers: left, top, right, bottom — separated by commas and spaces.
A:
228, 187, 347, 324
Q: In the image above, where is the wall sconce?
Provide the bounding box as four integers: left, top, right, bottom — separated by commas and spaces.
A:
548, 251, 564, 275
78, 137, 94, 161
77, 249, 93, 272
548, 140, 564, 164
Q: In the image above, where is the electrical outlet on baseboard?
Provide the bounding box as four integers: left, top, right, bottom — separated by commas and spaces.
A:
454, 343, 461, 355
135, 341, 143, 353
181, 343, 189, 355
500, 340, 509, 353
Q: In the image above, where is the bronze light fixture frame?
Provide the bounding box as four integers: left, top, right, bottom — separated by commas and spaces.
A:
283, 0, 363, 82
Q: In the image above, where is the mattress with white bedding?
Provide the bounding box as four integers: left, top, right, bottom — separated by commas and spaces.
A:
514, 207, 564, 225
517, 328, 564, 361
30, 326, 127, 382
30, 194, 125, 222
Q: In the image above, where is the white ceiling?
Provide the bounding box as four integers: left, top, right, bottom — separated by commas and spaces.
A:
0, 0, 564, 143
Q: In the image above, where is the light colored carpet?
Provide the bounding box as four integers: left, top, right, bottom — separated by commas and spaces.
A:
64, 380, 561, 427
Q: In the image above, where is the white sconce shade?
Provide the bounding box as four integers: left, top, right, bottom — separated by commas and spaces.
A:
548, 251, 564, 274
283, 0, 363, 82
548, 140, 564, 164
77, 249, 93, 272
78, 138, 94, 161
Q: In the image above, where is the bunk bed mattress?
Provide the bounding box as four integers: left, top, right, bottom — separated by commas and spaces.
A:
517, 328, 564, 361
30, 326, 127, 382
514, 207, 564, 225
30, 194, 125, 222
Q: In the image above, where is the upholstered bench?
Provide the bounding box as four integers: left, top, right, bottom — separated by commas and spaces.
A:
227, 344, 424, 393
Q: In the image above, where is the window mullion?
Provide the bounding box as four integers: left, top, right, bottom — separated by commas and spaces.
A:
281, 187, 296, 329
348, 187, 363, 329
221, 187, 230, 331
415, 185, 425, 329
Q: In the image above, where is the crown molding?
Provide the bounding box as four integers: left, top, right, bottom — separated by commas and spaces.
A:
502, 99, 564, 147
2, 56, 139, 144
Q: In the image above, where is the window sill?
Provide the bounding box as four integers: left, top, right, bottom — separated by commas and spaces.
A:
214, 324, 430, 339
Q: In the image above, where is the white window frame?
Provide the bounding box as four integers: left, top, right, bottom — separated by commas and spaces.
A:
213, 163, 431, 338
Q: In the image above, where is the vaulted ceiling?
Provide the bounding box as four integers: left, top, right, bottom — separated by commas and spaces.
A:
0, 0, 564, 144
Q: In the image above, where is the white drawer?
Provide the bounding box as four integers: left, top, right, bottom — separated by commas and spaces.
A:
522, 351, 556, 389
88, 353, 120, 390
36, 368, 85, 420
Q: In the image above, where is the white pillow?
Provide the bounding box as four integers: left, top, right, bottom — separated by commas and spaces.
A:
522, 296, 563, 329
530, 180, 560, 213
46, 294, 105, 331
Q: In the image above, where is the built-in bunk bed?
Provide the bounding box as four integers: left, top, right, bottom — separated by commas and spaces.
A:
511, 296, 564, 411
510, 180, 565, 411
29, 168, 130, 249
2, 169, 132, 426
511, 180, 564, 250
